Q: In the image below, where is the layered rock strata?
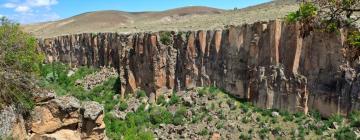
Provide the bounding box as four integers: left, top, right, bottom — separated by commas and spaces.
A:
38, 20, 360, 117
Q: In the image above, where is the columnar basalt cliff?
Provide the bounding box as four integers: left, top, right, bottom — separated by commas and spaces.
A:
38, 20, 360, 117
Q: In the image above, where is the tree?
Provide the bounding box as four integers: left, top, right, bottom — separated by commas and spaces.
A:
287, 0, 360, 36
0, 17, 44, 110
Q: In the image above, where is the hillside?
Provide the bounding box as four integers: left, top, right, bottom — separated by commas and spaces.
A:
23, 0, 299, 38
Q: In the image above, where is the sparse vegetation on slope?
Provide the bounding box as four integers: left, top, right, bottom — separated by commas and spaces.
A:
38, 62, 360, 140
0, 17, 44, 110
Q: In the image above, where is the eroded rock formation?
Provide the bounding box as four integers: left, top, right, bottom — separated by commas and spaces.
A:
38, 20, 360, 117
0, 90, 106, 140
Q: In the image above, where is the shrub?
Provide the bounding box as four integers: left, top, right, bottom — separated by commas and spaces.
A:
334, 127, 357, 140
259, 128, 270, 139
329, 114, 344, 123
286, 2, 317, 23
149, 106, 173, 124
272, 127, 282, 136
160, 32, 172, 45
217, 110, 226, 120
173, 106, 187, 125
348, 31, 360, 48
240, 103, 251, 113
136, 90, 146, 98
156, 95, 167, 105
239, 134, 252, 140
0, 17, 44, 110
119, 101, 128, 111
241, 117, 251, 124
169, 93, 180, 105
349, 111, 360, 127
216, 121, 224, 129
198, 88, 207, 97
198, 129, 209, 136
309, 110, 322, 121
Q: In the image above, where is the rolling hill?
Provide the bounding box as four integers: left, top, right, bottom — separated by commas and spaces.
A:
23, 0, 299, 38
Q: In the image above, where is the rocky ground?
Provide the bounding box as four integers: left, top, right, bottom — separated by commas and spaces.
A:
2, 64, 360, 140
109, 87, 360, 140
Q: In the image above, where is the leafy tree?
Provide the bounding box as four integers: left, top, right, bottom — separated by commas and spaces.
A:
0, 17, 44, 110
286, 0, 360, 36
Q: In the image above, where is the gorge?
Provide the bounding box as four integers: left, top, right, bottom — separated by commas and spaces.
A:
37, 20, 360, 118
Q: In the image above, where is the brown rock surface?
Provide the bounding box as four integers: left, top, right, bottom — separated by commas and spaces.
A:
38, 20, 360, 117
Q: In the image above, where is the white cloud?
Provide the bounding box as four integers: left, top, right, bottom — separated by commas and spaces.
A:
1, 0, 60, 23
3, 3, 17, 8
27, 0, 58, 7
15, 5, 31, 13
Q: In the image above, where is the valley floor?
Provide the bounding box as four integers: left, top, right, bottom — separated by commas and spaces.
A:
37, 63, 360, 140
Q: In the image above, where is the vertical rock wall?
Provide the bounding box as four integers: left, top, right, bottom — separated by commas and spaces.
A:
38, 20, 360, 117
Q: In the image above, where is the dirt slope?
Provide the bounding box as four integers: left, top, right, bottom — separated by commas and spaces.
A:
23, 0, 299, 38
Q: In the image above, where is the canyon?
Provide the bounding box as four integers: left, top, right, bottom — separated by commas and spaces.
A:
37, 20, 360, 118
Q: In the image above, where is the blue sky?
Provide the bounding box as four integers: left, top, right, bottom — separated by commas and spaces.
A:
0, 0, 270, 24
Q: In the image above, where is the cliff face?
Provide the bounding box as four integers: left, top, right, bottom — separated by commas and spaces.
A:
38, 20, 360, 117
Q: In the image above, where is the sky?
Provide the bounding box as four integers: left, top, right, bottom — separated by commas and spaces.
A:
0, 0, 271, 24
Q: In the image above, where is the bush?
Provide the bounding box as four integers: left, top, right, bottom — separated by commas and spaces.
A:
136, 90, 146, 98
169, 93, 180, 105
149, 106, 173, 124
160, 32, 172, 45
334, 127, 357, 140
286, 2, 317, 23
119, 101, 128, 111
156, 95, 167, 105
349, 111, 360, 127
348, 31, 360, 48
173, 106, 187, 125
198, 129, 209, 136
0, 17, 44, 110
239, 134, 252, 140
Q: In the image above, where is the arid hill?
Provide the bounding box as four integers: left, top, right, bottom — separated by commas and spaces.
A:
23, 0, 299, 38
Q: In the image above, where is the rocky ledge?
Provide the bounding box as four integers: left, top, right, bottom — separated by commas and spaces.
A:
0, 90, 106, 140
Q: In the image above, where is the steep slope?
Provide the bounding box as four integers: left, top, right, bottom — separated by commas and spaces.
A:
23, 1, 300, 38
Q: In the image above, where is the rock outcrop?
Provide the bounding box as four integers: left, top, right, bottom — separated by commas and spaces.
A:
0, 90, 106, 140
38, 20, 360, 117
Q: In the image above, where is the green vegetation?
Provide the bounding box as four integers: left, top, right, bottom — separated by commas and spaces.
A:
286, 0, 359, 35
173, 106, 187, 125
334, 127, 357, 140
286, 2, 317, 23
160, 31, 172, 45
169, 92, 180, 105
348, 31, 360, 48
0, 17, 44, 110
156, 95, 167, 105
149, 106, 173, 124
349, 111, 360, 127
136, 89, 147, 98
198, 129, 209, 136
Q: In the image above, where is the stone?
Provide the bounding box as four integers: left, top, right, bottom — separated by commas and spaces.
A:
211, 132, 221, 140
182, 95, 194, 107
271, 111, 280, 117
0, 105, 27, 140
31, 129, 81, 140
81, 101, 104, 120
32, 89, 56, 103
149, 92, 156, 104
